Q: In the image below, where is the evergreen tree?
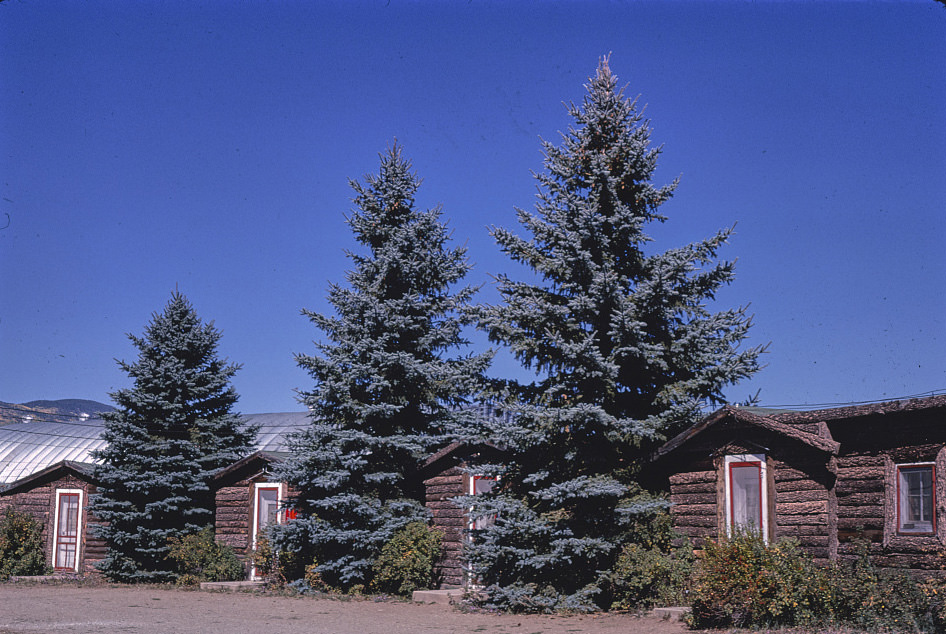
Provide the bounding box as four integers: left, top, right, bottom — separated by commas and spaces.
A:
91, 292, 255, 582
466, 58, 764, 611
270, 145, 489, 590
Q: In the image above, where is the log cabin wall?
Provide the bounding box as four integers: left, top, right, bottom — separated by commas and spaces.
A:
668, 458, 719, 547
215, 479, 253, 556
661, 398, 946, 575
769, 453, 834, 563
214, 475, 295, 566
212, 452, 294, 578
421, 442, 505, 589
664, 426, 834, 563
829, 411, 946, 574
0, 471, 103, 574
423, 465, 467, 588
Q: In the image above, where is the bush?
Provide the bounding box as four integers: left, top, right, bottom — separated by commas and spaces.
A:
608, 512, 694, 611
689, 531, 828, 627
689, 532, 935, 631
166, 526, 244, 585
828, 538, 930, 632
0, 507, 51, 578
371, 522, 443, 596
920, 576, 946, 632
251, 533, 303, 585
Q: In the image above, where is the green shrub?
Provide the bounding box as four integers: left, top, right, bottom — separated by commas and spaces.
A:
251, 534, 303, 585
689, 531, 829, 627
0, 507, 51, 578
828, 538, 930, 632
608, 512, 694, 610
166, 526, 244, 585
689, 532, 935, 631
371, 522, 443, 596
920, 576, 946, 632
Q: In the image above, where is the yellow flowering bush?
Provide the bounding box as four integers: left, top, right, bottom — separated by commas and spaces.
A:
689, 532, 935, 631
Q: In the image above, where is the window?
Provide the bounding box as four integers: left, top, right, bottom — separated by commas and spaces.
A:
897, 464, 935, 535
724, 454, 768, 539
53, 489, 83, 572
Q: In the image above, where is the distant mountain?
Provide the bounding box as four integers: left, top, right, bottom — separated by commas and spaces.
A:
22, 399, 114, 416
0, 399, 114, 426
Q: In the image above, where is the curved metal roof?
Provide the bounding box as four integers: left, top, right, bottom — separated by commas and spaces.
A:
0, 418, 107, 484
0, 412, 310, 485
244, 411, 309, 452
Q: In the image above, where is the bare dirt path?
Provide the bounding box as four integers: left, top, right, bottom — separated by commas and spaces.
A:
0, 585, 688, 634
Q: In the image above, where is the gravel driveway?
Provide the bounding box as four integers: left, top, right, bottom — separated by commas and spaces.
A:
0, 584, 688, 634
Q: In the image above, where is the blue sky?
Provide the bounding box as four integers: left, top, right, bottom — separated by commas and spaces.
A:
1, 0, 944, 414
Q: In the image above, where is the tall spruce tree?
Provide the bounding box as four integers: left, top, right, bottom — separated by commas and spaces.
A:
91, 292, 255, 582
466, 58, 764, 611
270, 145, 490, 589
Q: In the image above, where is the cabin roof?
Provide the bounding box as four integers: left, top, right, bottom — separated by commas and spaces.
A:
0, 459, 96, 494
653, 405, 840, 461
654, 394, 946, 462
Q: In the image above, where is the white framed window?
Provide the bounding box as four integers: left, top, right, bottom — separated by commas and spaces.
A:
724, 454, 768, 540
53, 488, 83, 572
897, 463, 936, 535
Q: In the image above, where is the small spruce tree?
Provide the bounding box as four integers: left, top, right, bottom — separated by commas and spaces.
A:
270, 145, 489, 590
465, 58, 764, 611
91, 292, 255, 582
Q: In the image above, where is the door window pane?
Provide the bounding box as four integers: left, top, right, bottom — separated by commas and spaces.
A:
471, 476, 496, 530
257, 488, 279, 532
898, 465, 935, 534
730, 463, 762, 531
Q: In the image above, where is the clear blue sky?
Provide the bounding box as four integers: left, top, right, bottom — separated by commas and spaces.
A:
1, 0, 944, 414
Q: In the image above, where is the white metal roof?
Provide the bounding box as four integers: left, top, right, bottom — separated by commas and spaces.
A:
0, 412, 310, 485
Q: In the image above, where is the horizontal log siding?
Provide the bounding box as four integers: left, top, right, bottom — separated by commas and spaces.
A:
213, 477, 294, 572
668, 456, 834, 555
771, 458, 830, 556
835, 454, 885, 548
665, 405, 946, 573
669, 469, 718, 546
215, 483, 252, 554
424, 468, 467, 587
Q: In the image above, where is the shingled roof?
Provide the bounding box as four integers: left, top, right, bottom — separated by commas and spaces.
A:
653, 404, 841, 461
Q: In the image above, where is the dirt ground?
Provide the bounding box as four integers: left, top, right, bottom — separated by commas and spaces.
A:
0, 584, 689, 634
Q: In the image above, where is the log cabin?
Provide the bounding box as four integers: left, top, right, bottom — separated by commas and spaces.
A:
0, 460, 104, 574
0, 411, 307, 577
212, 449, 295, 578
652, 394, 946, 572
421, 441, 504, 588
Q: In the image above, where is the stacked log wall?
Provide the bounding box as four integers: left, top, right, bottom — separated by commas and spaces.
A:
424, 467, 467, 588
214, 476, 296, 567
668, 469, 718, 547
664, 403, 946, 574
215, 481, 252, 555
770, 458, 832, 562
834, 453, 885, 558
